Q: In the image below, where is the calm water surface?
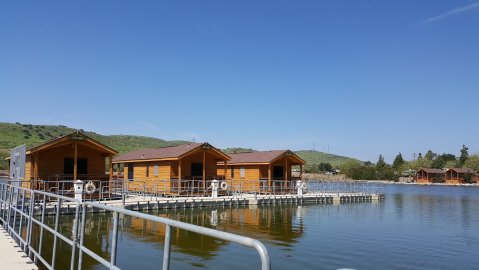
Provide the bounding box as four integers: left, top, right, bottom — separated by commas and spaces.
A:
35, 184, 479, 270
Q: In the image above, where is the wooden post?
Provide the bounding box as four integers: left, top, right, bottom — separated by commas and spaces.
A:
73, 142, 78, 181
268, 165, 271, 193
284, 157, 288, 181
109, 155, 113, 181
178, 159, 182, 193
224, 161, 227, 180
33, 153, 39, 181
202, 151, 206, 191
300, 164, 303, 180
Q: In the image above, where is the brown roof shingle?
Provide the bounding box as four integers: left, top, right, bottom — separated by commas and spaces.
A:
446, 168, 475, 174
418, 168, 445, 174
226, 150, 305, 165
113, 143, 203, 162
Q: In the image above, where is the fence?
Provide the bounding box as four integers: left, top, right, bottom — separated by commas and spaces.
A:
6, 178, 384, 202
0, 182, 270, 270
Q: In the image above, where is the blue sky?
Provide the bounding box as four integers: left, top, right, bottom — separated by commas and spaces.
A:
1, 1, 478, 163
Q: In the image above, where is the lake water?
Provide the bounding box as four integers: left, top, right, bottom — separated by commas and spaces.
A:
35, 184, 479, 270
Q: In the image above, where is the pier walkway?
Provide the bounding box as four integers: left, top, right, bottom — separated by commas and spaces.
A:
0, 227, 37, 270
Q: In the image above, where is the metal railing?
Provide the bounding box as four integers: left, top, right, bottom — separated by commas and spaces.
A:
7, 178, 384, 202
0, 182, 270, 270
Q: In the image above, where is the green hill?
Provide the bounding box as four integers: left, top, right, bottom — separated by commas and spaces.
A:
295, 150, 362, 171
0, 122, 190, 169
0, 122, 361, 172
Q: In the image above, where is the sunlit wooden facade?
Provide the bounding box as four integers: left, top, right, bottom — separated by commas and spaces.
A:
112, 143, 230, 193
217, 150, 306, 192
444, 168, 475, 184
415, 168, 445, 184
7, 132, 118, 189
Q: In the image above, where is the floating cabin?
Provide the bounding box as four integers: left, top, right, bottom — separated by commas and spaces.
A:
415, 168, 445, 183
112, 143, 231, 194
217, 150, 306, 192
6, 132, 118, 190
444, 168, 475, 184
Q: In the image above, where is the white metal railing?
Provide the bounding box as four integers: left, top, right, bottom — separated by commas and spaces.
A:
0, 182, 270, 270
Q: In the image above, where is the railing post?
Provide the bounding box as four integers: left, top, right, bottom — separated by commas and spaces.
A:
70, 202, 81, 270
77, 204, 87, 270
162, 224, 172, 270
51, 198, 62, 269
26, 189, 35, 258
110, 211, 120, 266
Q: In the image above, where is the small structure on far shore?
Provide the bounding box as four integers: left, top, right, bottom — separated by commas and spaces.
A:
444, 168, 475, 184
415, 168, 445, 184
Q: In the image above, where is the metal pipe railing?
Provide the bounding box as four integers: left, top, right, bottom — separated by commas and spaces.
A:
0, 182, 270, 270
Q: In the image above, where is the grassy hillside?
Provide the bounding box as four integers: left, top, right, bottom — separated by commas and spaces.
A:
222, 147, 254, 154
0, 122, 362, 172
0, 122, 189, 169
295, 150, 362, 170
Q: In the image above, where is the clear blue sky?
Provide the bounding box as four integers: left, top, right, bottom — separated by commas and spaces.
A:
1, 1, 478, 163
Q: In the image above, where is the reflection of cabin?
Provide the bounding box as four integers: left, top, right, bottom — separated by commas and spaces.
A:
444, 168, 475, 184
112, 143, 230, 194
125, 206, 304, 259
217, 150, 306, 192
6, 132, 118, 189
415, 168, 445, 183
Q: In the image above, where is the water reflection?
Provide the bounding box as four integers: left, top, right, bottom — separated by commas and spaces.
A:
27, 185, 479, 270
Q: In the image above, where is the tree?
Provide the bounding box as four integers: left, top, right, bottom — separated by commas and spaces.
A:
463, 173, 475, 184
318, 162, 333, 172
431, 158, 445, 169
376, 154, 386, 169
417, 153, 423, 160
432, 173, 445, 183
392, 153, 405, 169
458, 144, 469, 167
464, 155, 479, 171
424, 150, 436, 161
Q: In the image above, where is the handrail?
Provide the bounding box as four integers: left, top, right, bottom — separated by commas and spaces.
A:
0, 183, 270, 270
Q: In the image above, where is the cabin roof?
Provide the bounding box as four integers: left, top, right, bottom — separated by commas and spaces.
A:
445, 168, 475, 174
112, 142, 230, 163
417, 168, 445, 174
6, 131, 118, 159
224, 150, 306, 165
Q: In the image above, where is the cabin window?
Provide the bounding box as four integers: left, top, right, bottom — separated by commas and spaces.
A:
128, 164, 134, 180
146, 165, 149, 177
64, 158, 88, 175
273, 166, 284, 179
231, 166, 235, 179
240, 167, 245, 178
191, 163, 203, 177
154, 165, 158, 177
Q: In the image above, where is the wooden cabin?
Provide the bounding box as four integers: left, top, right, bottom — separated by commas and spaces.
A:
112, 143, 230, 195
444, 168, 475, 184
217, 150, 306, 193
415, 168, 445, 184
6, 131, 118, 189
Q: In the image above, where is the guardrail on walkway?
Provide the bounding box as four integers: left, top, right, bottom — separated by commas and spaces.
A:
0, 182, 270, 270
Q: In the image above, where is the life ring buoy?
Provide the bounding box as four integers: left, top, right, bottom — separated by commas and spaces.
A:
220, 181, 228, 190
85, 181, 96, 194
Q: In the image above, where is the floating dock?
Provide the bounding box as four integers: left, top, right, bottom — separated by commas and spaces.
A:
33, 192, 385, 215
